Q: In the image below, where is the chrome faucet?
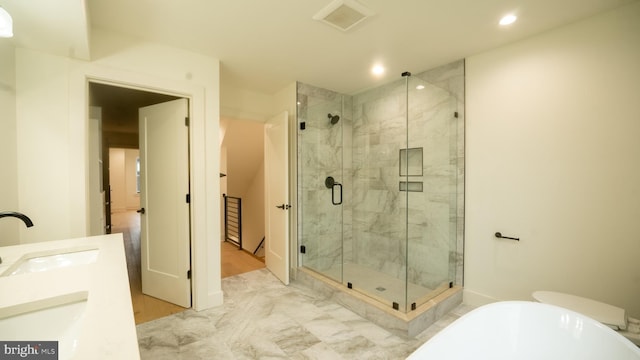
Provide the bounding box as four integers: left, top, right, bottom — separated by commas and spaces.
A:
0, 212, 34, 265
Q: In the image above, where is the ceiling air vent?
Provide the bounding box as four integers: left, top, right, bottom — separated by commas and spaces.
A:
313, 0, 375, 32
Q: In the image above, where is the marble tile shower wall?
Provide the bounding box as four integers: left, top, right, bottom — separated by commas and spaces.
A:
348, 60, 464, 290
350, 80, 408, 279
297, 59, 465, 289
412, 60, 465, 286
405, 81, 457, 289
297, 83, 352, 276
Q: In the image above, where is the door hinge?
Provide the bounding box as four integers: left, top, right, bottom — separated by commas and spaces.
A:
185, 117, 190, 126
187, 270, 191, 279
186, 194, 191, 203
300, 245, 306, 254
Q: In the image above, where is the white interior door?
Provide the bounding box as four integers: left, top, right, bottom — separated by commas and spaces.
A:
139, 98, 191, 307
265, 111, 290, 285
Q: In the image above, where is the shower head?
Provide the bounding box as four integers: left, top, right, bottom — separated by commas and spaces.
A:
328, 113, 340, 125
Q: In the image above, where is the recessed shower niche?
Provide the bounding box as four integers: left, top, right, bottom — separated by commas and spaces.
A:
399, 147, 424, 192
296, 60, 465, 336
400, 148, 423, 176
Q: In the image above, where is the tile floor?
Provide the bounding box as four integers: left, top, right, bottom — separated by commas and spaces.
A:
136, 269, 473, 359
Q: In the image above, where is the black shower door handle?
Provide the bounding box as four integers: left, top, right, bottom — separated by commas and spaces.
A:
332, 183, 343, 205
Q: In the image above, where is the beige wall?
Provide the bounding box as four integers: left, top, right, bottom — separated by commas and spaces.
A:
108, 148, 140, 212
464, 2, 640, 317
124, 149, 140, 210
0, 42, 18, 245
221, 85, 274, 122
109, 148, 126, 212
12, 29, 222, 310
242, 161, 265, 253
16, 49, 72, 242
223, 118, 265, 252
225, 119, 265, 197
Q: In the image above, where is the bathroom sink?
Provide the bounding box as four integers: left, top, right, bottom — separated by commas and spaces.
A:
2, 247, 99, 276
0, 291, 88, 360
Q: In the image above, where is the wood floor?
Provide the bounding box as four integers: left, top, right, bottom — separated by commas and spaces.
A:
221, 241, 266, 278
112, 210, 265, 325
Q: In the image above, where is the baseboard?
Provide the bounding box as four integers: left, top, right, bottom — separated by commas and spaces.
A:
194, 289, 224, 311
463, 288, 499, 308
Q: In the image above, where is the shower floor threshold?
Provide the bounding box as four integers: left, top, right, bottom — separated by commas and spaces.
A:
322, 262, 447, 312
295, 267, 462, 337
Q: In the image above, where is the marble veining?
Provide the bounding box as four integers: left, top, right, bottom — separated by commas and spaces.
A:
136, 269, 473, 359
296, 59, 465, 310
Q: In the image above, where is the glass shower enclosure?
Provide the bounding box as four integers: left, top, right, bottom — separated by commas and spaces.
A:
297, 64, 463, 313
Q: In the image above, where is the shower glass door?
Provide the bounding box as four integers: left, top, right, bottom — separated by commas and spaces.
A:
347, 79, 409, 311
405, 76, 458, 310
297, 83, 344, 283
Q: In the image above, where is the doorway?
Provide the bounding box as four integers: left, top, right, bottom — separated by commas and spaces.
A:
219, 118, 267, 277
219, 114, 291, 284
89, 82, 187, 324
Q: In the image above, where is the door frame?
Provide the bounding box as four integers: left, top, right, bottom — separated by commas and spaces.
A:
91, 80, 193, 307
78, 66, 223, 310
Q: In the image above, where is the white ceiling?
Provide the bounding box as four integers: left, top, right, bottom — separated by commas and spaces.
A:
2, 0, 637, 95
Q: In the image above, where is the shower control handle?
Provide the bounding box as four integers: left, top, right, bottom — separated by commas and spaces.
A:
325, 176, 343, 205
325, 176, 336, 189
332, 183, 343, 206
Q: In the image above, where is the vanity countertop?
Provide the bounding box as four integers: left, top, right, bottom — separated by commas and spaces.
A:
0, 234, 140, 359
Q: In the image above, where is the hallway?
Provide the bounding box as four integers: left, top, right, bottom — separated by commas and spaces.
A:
112, 210, 266, 324
221, 240, 265, 278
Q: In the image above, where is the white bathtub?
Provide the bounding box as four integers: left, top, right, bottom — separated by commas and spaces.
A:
408, 301, 640, 359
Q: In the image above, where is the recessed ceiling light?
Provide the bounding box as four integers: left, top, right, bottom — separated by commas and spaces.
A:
416, 85, 425, 90
372, 64, 385, 76
499, 14, 517, 26
0, 7, 13, 38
